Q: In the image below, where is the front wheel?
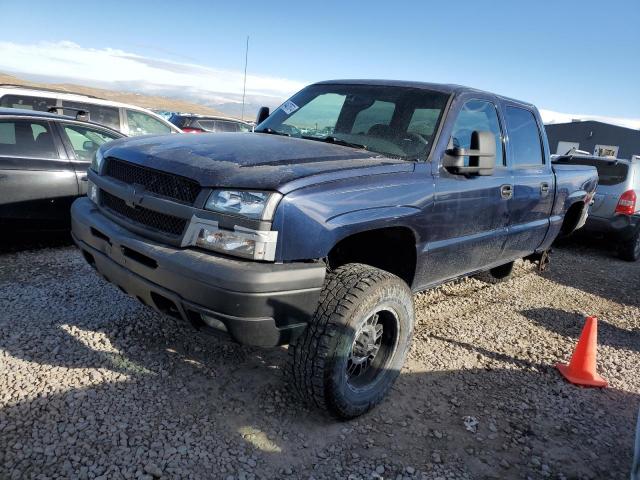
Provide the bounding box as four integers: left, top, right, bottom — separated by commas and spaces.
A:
287, 263, 414, 419
619, 229, 640, 262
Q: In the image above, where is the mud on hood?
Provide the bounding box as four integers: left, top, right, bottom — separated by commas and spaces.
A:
101, 133, 411, 191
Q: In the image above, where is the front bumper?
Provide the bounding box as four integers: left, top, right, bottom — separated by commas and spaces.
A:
71, 198, 326, 346
583, 213, 640, 241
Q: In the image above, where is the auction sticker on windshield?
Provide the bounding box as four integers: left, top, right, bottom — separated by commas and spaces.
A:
280, 100, 299, 115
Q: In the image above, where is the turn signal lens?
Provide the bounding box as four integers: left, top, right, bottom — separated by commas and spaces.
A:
192, 225, 278, 261
87, 180, 99, 204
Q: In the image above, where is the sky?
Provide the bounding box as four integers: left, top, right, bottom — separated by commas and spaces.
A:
1, 0, 639, 122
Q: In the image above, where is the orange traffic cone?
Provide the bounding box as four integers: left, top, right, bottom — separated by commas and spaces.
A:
556, 316, 608, 388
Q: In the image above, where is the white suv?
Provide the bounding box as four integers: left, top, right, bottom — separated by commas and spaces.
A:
0, 85, 182, 136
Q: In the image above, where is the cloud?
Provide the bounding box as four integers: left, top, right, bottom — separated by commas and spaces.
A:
0, 40, 304, 102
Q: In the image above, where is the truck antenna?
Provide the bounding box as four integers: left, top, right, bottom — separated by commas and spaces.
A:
241, 36, 249, 121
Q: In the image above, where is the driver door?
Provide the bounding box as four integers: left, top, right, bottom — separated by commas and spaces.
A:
423, 97, 512, 286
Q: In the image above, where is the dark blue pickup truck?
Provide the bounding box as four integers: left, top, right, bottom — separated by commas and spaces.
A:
71, 80, 597, 418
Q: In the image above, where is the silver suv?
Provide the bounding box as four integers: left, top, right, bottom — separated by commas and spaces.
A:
553, 154, 640, 261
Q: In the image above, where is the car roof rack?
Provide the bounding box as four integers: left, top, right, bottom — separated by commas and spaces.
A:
47, 106, 90, 122
0, 84, 105, 100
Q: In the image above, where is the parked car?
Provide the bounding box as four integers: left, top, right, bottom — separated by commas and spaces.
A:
0, 85, 181, 136
70, 80, 597, 418
168, 113, 253, 133
0, 107, 124, 229
553, 154, 639, 261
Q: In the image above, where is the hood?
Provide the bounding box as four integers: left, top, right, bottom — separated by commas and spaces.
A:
101, 133, 411, 191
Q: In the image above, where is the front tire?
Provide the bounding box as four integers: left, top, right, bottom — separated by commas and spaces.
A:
619, 228, 640, 262
287, 263, 414, 419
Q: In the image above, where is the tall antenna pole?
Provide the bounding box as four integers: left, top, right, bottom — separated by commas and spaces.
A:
241, 36, 249, 121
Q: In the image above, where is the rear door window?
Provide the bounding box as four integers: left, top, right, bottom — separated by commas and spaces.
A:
0, 120, 58, 158
61, 123, 120, 161
62, 101, 120, 130
591, 162, 628, 186
126, 109, 172, 135
505, 107, 544, 167
0, 95, 55, 112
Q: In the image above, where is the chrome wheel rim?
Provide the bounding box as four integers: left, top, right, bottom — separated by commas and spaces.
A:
346, 307, 400, 389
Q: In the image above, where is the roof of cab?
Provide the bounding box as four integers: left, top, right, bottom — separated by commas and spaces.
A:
313, 79, 536, 108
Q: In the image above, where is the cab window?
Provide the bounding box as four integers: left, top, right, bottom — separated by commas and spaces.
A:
505, 107, 544, 167
126, 109, 171, 136
450, 100, 504, 166
351, 100, 395, 135
284, 93, 346, 137
408, 108, 441, 137
61, 124, 120, 161
257, 84, 448, 160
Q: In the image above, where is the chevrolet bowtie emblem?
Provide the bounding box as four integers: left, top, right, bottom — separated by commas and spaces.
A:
125, 184, 145, 208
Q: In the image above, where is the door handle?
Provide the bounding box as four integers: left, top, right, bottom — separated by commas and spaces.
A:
500, 184, 513, 200
540, 182, 550, 195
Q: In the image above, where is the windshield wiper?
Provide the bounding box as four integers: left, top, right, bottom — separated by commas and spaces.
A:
255, 127, 290, 136
302, 135, 367, 151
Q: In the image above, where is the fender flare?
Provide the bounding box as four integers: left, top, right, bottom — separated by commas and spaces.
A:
323, 205, 421, 255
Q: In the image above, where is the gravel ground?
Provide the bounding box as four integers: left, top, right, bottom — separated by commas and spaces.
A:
0, 237, 638, 479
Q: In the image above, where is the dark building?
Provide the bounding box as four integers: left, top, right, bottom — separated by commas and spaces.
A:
545, 120, 640, 160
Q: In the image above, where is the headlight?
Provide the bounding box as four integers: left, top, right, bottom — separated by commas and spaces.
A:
205, 190, 282, 221
91, 149, 104, 173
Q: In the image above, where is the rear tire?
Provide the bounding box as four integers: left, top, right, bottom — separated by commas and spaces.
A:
287, 263, 414, 419
619, 229, 640, 262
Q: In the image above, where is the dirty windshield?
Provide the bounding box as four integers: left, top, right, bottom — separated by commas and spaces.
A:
256, 84, 449, 160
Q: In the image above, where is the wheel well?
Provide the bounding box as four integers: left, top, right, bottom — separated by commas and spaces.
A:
327, 227, 417, 287
561, 201, 585, 236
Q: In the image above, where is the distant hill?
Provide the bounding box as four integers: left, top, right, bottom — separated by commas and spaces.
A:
0, 72, 232, 118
